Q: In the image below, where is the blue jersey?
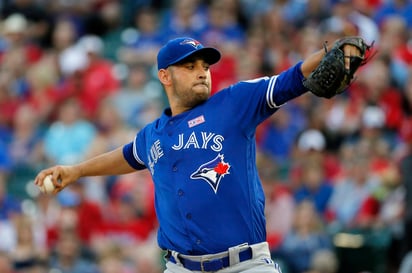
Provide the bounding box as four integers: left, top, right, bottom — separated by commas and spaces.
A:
123, 61, 307, 255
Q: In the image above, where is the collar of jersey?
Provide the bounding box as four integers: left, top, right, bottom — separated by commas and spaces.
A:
157, 107, 192, 130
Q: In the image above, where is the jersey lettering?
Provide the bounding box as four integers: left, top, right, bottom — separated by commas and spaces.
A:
148, 139, 164, 174
172, 132, 224, 151
210, 135, 224, 152
184, 132, 200, 149
200, 132, 215, 149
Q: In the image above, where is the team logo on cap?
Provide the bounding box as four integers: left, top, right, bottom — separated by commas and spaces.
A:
180, 39, 202, 49
190, 154, 230, 193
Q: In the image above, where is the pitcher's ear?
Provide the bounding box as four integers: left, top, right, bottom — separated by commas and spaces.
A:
158, 68, 171, 85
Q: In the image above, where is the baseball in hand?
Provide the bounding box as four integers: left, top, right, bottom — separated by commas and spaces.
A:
39, 175, 55, 194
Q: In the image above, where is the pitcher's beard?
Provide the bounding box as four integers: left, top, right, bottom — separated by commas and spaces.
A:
180, 85, 210, 107
187, 92, 209, 108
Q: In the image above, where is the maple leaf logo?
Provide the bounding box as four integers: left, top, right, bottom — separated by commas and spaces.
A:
214, 162, 229, 175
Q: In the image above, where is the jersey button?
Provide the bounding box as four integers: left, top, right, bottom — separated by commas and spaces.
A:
186, 213, 192, 219
178, 189, 184, 196
172, 166, 178, 172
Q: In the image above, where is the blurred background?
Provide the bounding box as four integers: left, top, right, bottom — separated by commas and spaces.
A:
1, 0, 412, 272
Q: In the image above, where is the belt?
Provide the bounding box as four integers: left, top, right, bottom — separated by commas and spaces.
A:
167, 246, 253, 272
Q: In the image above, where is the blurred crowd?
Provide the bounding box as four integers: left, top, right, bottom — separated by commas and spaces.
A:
1, 0, 412, 273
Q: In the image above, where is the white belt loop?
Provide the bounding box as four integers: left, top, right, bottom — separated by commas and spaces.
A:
171, 250, 182, 265
228, 243, 248, 265
250, 242, 270, 259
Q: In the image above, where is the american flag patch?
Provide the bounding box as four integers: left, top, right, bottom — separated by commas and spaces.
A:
188, 115, 205, 128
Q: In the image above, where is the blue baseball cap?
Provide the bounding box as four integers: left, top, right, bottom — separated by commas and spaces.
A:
157, 37, 221, 70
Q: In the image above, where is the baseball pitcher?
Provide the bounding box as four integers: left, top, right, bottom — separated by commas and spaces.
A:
35, 36, 371, 273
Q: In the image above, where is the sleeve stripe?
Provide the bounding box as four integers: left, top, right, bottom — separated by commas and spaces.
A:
266, 75, 287, 109
132, 136, 145, 165
266, 76, 280, 109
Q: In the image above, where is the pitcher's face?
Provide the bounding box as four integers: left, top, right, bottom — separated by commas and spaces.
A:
169, 58, 212, 108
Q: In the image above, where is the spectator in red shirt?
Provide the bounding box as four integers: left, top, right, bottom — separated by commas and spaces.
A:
53, 181, 104, 247
76, 35, 120, 119
57, 35, 120, 120
95, 171, 157, 245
